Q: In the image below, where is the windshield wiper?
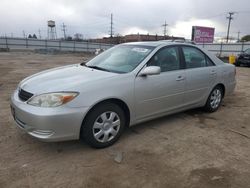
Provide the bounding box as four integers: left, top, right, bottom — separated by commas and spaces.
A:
85, 65, 111, 72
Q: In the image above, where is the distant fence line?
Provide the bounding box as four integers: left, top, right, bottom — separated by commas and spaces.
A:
197, 42, 250, 57
0, 37, 112, 52
1, 37, 250, 56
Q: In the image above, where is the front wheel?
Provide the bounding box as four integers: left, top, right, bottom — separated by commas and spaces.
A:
81, 103, 125, 148
204, 86, 223, 112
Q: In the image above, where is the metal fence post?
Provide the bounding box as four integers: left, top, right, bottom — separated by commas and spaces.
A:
5, 37, 8, 49
73, 41, 76, 52
45, 40, 47, 49
59, 40, 61, 51
87, 41, 89, 52
219, 42, 223, 57
26, 38, 28, 48
241, 41, 244, 53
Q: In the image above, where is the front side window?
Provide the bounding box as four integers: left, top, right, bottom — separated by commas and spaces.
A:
85, 45, 154, 73
206, 57, 215, 66
148, 47, 180, 72
182, 47, 207, 69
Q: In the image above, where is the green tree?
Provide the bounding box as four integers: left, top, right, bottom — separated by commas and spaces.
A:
32, 34, 37, 39
241, 35, 250, 42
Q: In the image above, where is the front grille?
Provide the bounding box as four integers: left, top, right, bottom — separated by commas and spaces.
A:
18, 89, 33, 101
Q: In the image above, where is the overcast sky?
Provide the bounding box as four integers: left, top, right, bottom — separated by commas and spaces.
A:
0, 0, 249, 39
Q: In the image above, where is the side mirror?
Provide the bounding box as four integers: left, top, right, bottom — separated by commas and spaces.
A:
139, 66, 161, 76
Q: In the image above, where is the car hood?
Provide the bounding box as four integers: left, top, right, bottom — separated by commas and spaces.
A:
19, 64, 118, 94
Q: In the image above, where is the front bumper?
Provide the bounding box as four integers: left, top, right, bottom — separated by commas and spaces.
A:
10, 89, 89, 142
237, 58, 250, 65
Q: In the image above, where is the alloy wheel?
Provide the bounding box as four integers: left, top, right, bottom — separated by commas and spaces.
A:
210, 89, 222, 109
92, 111, 121, 143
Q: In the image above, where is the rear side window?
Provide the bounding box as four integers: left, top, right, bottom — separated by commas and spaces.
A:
182, 47, 207, 69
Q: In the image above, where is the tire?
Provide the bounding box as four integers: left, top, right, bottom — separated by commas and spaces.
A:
235, 61, 240, 67
204, 86, 223, 112
81, 102, 125, 148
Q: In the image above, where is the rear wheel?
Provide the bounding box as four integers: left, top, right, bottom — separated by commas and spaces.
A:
81, 102, 125, 148
204, 86, 223, 112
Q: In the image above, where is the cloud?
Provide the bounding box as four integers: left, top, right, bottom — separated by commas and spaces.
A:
169, 18, 225, 39
122, 27, 149, 35
0, 0, 249, 39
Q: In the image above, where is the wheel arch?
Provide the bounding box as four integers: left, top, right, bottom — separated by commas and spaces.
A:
80, 98, 131, 138
215, 83, 225, 98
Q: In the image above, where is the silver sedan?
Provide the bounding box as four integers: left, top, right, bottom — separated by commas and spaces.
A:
10, 42, 236, 148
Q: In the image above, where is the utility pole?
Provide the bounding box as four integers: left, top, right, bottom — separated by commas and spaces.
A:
22, 30, 26, 38
162, 21, 168, 39
61, 23, 67, 40
110, 13, 114, 38
38, 29, 42, 39
237, 31, 241, 42
226, 12, 235, 43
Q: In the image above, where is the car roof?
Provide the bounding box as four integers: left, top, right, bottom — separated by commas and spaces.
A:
122, 41, 224, 66
122, 41, 195, 48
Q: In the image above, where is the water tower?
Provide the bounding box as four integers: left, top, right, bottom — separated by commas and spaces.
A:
47, 20, 57, 40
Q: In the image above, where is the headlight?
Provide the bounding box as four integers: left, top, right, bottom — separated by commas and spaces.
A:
27, 92, 78, 107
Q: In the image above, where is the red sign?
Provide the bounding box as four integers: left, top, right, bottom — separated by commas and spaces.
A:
192, 26, 215, 43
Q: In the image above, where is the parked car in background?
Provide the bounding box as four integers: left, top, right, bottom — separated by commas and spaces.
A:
10, 41, 236, 148
236, 48, 250, 66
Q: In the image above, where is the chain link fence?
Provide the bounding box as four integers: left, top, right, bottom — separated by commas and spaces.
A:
197, 42, 250, 57
0, 37, 112, 53
1, 37, 250, 57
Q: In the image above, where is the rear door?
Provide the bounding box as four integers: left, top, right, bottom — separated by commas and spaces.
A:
181, 46, 217, 106
134, 46, 186, 121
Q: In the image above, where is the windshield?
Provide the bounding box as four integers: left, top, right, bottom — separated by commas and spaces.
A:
85, 45, 154, 73
244, 48, 250, 54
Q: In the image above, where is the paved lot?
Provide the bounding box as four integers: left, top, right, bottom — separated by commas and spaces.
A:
0, 52, 250, 188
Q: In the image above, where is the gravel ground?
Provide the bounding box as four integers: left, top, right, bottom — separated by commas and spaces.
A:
0, 51, 250, 188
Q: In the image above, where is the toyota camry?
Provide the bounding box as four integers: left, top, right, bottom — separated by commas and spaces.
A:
10, 41, 236, 148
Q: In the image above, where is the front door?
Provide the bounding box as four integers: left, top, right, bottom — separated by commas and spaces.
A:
135, 46, 186, 121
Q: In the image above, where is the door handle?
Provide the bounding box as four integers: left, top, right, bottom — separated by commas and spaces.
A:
210, 70, 216, 75
176, 75, 185, 81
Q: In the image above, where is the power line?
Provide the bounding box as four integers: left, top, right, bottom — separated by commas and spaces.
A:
197, 12, 228, 21
236, 10, 250, 14
226, 12, 235, 43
